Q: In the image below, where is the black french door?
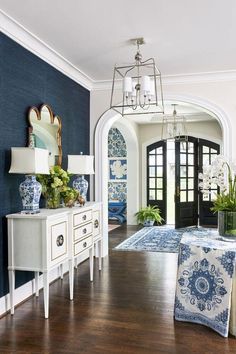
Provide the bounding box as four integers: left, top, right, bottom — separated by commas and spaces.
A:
146, 137, 220, 228
199, 139, 220, 226
147, 140, 167, 224
175, 137, 198, 228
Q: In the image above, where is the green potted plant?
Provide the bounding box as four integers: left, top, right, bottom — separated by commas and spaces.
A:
199, 155, 236, 236
135, 205, 163, 227
37, 165, 78, 208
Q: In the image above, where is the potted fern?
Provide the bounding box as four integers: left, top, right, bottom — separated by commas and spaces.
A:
135, 205, 163, 227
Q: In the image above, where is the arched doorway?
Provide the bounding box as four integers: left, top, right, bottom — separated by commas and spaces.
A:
94, 96, 232, 257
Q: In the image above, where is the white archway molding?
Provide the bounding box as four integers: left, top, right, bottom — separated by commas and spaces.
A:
94, 109, 139, 256
94, 94, 232, 256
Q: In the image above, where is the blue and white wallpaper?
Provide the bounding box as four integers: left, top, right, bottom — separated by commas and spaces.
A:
108, 128, 127, 158
108, 128, 127, 202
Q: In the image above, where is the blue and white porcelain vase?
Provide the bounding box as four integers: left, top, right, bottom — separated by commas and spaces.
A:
19, 175, 42, 213
73, 175, 88, 201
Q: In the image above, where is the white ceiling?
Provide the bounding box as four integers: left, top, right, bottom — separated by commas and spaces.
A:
0, 0, 236, 82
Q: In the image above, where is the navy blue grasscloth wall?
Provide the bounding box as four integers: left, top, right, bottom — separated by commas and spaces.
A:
0, 33, 90, 297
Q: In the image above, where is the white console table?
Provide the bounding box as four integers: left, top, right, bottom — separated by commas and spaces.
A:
7, 202, 102, 318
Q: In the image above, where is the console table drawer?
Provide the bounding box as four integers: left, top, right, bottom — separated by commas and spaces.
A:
73, 209, 92, 227
51, 221, 68, 262
74, 235, 92, 256
74, 222, 92, 241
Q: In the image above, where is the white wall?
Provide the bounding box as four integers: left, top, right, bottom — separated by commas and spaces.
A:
138, 120, 222, 146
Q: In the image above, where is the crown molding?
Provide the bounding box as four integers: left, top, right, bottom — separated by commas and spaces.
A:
2, 10, 236, 93
92, 70, 236, 91
0, 10, 93, 91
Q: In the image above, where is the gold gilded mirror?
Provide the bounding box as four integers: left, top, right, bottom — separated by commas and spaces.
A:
28, 104, 62, 166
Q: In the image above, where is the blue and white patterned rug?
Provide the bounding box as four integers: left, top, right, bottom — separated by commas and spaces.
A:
114, 226, 213, 253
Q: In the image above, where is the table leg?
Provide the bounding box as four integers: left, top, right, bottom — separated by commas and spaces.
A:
74, 258, 78, 269
8, 270, 15, 315
69, 259, 74, 301
43, 271, 49, 319
60, 264, 63, 279
35, 272, 39, 297
98, 240, 102, 271
89, 247, 94, 282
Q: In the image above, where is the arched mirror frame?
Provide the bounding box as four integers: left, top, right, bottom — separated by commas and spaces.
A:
28, 104, 62, 166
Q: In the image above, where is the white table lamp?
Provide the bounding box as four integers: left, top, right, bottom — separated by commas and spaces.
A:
67, 154, 94, 201
9, 147, 49, 213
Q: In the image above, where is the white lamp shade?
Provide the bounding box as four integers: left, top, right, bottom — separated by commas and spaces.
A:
149, 79, 155, 97
123, 77, 133, 94
9, 147, 50, 174
67, 155, 94, 175
131, 82, 137, 97
141, 75, 151, 94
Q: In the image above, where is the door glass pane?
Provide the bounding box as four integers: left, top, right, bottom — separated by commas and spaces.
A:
188, 142, 194, 153
149, 178, 155, 188
211, 148, 217, 154
149, 167, 155, 177
149, 190, 155, 200
188, 166, 194, 178
188, 178, 194, 189
211, 183, 217, 190
180, 178, 186, 189
156, 147, 163, 154
188, 190, 194, 202
203, 146, 209, 153
157, 190, 163, 200
180, 142, 187, 152
156, 155, 163, 165
180, 191, 186, 202
149, 148, 156, 154
156, 178, 163, 188
180, 153, 186, 164
180, 166, 187, 177
168, 140, 175, 149
211, 190, 217, 201
210, 154, 217, 164
203, 154, 209, 166
149, 155, 155, 165
203, 193, 209, 201
156, 167, 163, 177
188, 154, 194, 165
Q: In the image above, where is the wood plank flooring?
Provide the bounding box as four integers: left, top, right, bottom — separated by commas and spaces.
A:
0, 225, 236, 353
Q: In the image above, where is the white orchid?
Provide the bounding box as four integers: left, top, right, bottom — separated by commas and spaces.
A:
199, 155, 236, 212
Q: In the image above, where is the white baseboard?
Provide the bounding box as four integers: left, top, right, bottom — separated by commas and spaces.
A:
0, 252, 90, 317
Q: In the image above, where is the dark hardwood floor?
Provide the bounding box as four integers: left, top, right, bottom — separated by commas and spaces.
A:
0, 224, 236, 353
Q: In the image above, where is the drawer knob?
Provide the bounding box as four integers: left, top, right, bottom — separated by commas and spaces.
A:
83, 241, 87, 248
83, 228, 87, 234
94, 219, 99, 228
82, 215, 87, 221
56, 235, 64, 247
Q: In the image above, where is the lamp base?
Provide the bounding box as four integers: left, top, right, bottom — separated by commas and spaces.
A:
73, 175, 88, 201
19, 175, 42, 213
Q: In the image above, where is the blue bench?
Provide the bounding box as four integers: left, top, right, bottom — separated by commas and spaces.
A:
108, 202, 127, 224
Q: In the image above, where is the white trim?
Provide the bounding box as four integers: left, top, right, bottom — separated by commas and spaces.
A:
0, 10, 93, 91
